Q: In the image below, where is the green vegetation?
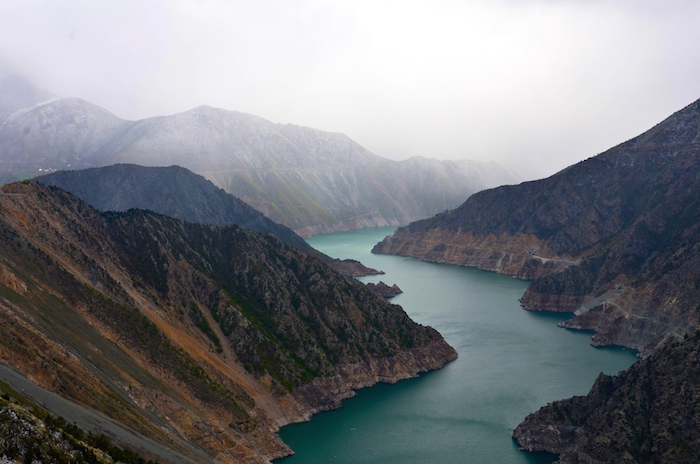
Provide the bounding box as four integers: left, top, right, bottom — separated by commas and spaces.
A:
189, 303, 223, 352
104, 207, 438, 392
0, 386, 158, 464
0, 181, 451, 463
0, 210, 253, 429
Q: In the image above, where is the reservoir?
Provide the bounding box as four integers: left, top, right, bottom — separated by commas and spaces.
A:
277, 227, 637, 463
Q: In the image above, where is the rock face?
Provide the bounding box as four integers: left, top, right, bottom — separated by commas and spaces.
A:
366, 281, 403, 299
513, 332, 700, 464
0, 182, 456, 463
374, 97, 700, 358
0, 69, 519, 235
36, 164, 381, 277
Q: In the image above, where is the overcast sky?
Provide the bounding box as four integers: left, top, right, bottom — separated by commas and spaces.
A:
2, 0, 700, 179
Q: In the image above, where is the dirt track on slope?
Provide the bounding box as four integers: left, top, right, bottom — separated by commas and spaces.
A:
0, 363, 207, 464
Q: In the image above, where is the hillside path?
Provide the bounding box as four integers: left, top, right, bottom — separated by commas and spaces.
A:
0, 363, 206, 464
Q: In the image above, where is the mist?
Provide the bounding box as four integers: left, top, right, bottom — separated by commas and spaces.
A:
2, 0, 700, 179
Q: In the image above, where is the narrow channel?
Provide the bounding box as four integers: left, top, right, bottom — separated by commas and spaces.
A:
277, 227, 637, 464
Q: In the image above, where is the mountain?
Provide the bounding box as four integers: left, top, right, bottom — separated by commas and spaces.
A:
0, 76, 519, 234
0, 62, 54, 125
0, 64, 55, 185
513, 331, 700, 463
0, 97, 128, 184
36, 164, 380, 277
373, 97, 700, 462
373, 98, 700, 358
0, 181, 456, 463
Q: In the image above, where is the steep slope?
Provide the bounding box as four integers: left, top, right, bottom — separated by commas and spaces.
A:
513, 332, 700, 463
0, 88, 519, 235
0, 97, 128, 177
36, 164, 380, 276
373, 98, 700, 357
0, 181, 456, 463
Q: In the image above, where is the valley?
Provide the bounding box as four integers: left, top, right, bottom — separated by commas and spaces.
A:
373, 99, 700, 462
374, 98, 700, 358
0, 59, 698, 464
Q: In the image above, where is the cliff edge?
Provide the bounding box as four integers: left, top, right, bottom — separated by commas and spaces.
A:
374, 98, 700, 358
513, 332, 700, 464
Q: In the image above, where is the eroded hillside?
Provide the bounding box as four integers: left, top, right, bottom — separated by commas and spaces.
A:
0, 182, 456, 463
374, 98, 700, 357
37, 164, 382, 277
513, 332, 700, 463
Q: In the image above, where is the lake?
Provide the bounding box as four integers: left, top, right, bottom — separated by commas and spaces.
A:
276, 227, 637, 463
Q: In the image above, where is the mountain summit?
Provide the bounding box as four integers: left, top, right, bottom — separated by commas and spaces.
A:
0, 69, 519, 234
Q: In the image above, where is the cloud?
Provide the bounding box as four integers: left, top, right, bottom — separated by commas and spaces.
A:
1, 0, 700, 179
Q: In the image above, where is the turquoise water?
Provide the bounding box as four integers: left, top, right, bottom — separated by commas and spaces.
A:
277, 227, 637, 463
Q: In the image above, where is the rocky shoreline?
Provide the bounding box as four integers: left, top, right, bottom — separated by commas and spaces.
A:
289, 340, 457, 418
261, 339, 457, 462
365, 281, 403, 299
372, 229, 573, 280
326, 258, 385, 277
512, 332, 700, 463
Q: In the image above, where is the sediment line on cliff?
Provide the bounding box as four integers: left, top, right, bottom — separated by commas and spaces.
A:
287, 340, 458, 420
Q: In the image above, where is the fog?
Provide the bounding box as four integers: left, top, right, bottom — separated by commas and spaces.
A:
2, 0, 700, 179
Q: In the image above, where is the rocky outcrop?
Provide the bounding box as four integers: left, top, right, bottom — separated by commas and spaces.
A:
365, 281, 403, 299
325, 258, 383, 277
374, 97, 700, 357
373, 228, 573, 279
0, 181, 457, 463
513, 332, 700, 464
291, 340, 456, 416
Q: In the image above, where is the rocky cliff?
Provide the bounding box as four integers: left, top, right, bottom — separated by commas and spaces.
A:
513, 331, 700, 463
0, 68, 519, 235
366, 281, 403, 299
0, 182, 456, 463
374, 98, 700, 358
37, 164, 381, 277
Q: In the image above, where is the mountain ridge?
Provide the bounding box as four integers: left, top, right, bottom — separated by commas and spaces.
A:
373, 97, 700, 358
0, 181, 457, 463
0, 70, 519, 234
372, 96, 700, 462
36, 164, 381, 277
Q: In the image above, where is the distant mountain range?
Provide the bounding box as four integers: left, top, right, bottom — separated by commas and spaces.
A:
37, 164, 381, 277
374, 97, 700, 462
0, 181, 456, 462
0, 69, 519, 235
